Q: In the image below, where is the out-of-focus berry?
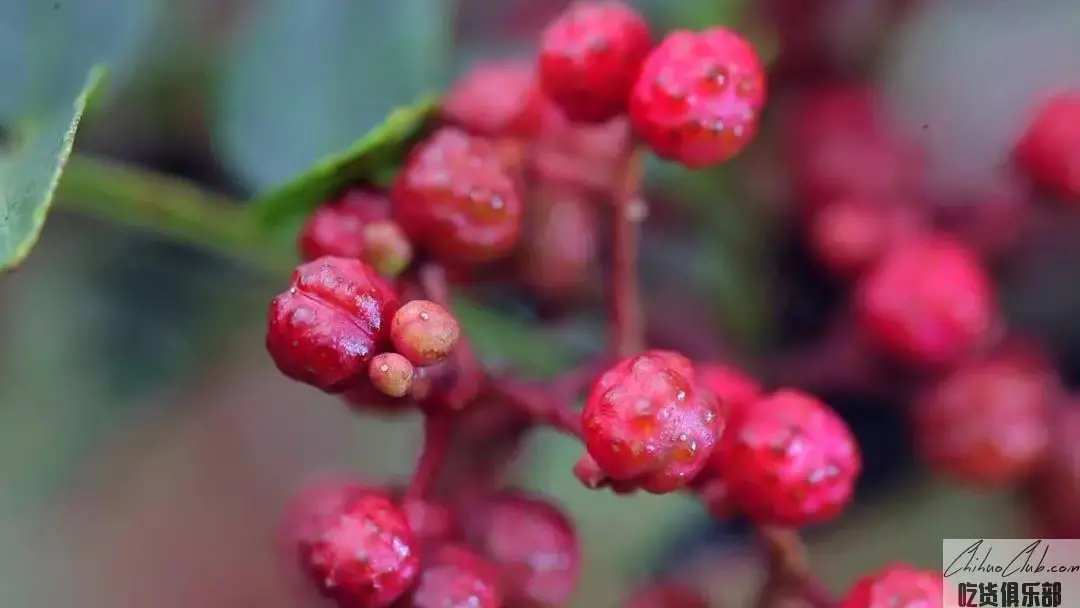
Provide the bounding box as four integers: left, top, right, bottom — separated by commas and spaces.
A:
398, 544, 503, 608
1015, 94, 1080, 200
838, 563, 943, 608
808, 198, 923, 279
443, 60, 547, 138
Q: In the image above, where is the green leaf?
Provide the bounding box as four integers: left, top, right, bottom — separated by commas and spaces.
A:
249, 95, 439, 230
213, 0, 452, 194
0, 67, 105, 271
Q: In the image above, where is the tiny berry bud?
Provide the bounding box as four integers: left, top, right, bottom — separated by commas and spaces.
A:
267, 257, 400, 392
838, 563, 942, 608
298, 189, 391, 262
623, 583, 709, 608
442, 60, 546, 138
912, 355, 1055, 487
538, 1, 652, 124
630, 27, 766, 168
855, 236, 995, 367
1015, 93, 1080, 200
361, 220, 414, 277
294, 490, 420, 607
368, 352, 416, 398
393, 127, 523, 265
465, 490, 580, 607
399, 545, 503, 608
581, 350, 722, 493
714, 389, 860, 527
808, 199, 922, 279
391, 300, 461, 367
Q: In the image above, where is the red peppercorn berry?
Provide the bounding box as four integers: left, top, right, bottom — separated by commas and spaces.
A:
299, 189, 388, 258
296, 490, 420, 607
695, 361, 762, 415
838, 563, 943, 608
713, 389, 861, 527
279, 478, 371, 558
399, 545, 503, 608
1015, 93, 1080, 200
464, 490, 580, 607
538, 1, 652, 124
912, 355, 1054, 487
392, 127, 523, 265
1026, 404, 1080, 538
622, 583, 710, 608
442, 60, 546, 139
581, 350, 722, 493
808, 198, 922, 279
629, 27, 766, 168
391, 299, 461, 367
267, 256, 400, 393
854, 236, 995, 367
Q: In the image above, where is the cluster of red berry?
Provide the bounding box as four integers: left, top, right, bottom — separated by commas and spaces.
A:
257, 1, 1080, 607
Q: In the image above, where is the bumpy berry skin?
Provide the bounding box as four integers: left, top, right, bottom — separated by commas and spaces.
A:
443, 60, 546, 138
267, 257, 400, 393
629, 27, 766, 168
913, 355, 1054, 486
855, 236, 995, 367
390, 300, 460, 367
714, 389, 860, 527
538, 1, 651, 124
1015, 94, 1080, 200
399, 545, 503, 608
464, 490, 580, 607
368, 352, 415, 398
808, 199, 922, 279
623, 583, 709, 608
392, 127, 523, 265
582, 350, 723, 493
695, 362, 761, 414
838, 563, 943, 608
297, 490, 420, 607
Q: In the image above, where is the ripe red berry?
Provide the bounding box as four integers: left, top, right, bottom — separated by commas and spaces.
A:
442, 60, 546, 138
713, 389, 860, 526
392, 127, 523, 264
517, 184, 598, 301
464, 490, 580, 607
629, 27, 766, 168
267, 257, 400, 392
785, 86, 921, 210
538, 1, 651, 124
399, 545, 503, 608
279, 478, 371, 557
390, 300, 461, 367
854, 236, 995, 367
808, 199, 922, 279
912, 355, 1054, 487
1015, 93, 1080, 200
695, 362, 762, 414
368, 352, 415, 398
838, 563, 943, 608
295, 490, 420, 607
581, 350, 723, 493
622, 583, 709, 608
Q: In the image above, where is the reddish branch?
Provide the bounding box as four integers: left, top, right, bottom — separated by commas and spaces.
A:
609, 147, 647, 358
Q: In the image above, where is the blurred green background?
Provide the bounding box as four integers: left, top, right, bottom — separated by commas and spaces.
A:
3, 0, 1080, 606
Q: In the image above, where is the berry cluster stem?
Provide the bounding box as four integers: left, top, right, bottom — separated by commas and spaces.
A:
404, 413, 454, 504
609, 146, 647, 358
488, 376, 583, 437
756, 526, 834, 608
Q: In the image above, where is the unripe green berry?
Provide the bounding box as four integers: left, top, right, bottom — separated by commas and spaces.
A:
369, 352, 416, 398
391, 300, 461, 367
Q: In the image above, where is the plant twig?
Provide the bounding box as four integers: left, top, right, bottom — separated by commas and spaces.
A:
756, 526, 834, 608
403, 413, 454, 504
609, 147, 646, 358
